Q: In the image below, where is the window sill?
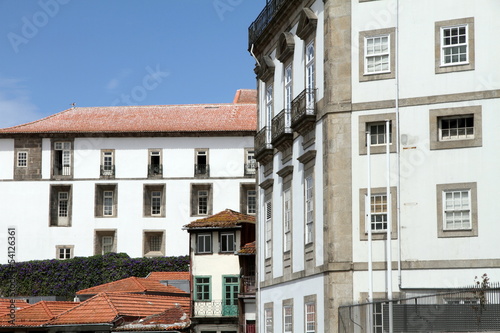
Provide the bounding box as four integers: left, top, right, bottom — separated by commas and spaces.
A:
144, 251, 164, 257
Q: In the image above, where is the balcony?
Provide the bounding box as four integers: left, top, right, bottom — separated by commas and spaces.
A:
193, 300, 238, 318
244, 161, 256, 176
254, 127, 273, 164
241, 276, 256, 295
291, 88, 316, 135
148, 164, 163, 177
248, 0, 300, 48
194, 164, 210, 177
271, 109, 293, 151
100, 165, 115, 177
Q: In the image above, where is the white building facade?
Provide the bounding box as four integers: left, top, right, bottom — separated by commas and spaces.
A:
250, 0, 500, 332
0, 90, 257, 263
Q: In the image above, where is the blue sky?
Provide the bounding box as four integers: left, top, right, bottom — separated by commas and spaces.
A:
0, 0, 264, 128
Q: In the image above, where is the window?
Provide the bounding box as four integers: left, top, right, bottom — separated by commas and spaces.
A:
445, 298, 479, 305
437, 182, 478, 238
284, 63, 293, 112
305, 175, 314, 244
305, 302, 316, 333
429, 106, 482, 150
283, 304, 293, 333
359, 28, 395, 81
440, 115, 474, 141
17, 151, 27, 167
56, 246, 73, 260
283, 189, 291, 252
368, 121, 392, 146
102, 236, 113, 254
220, 232, 235, 253
95, 184, 117, 218
240, 184, 256, 215
100, 150, 115, 177
191, 184, 212, 216
265, 305, 273, 333
148, 149, 162, 177
94, 230, 116, 255
194, 276, 211, 301
373, 302, 385, 333
143, 231, 165, 257
265, 200, 272, 259
370, 194, 387, 231
245, 149, 256, 176
247, 190, 256, 214
53, 141, 72, 177
435, 18, 474, 73
50, 185, 72, 226
197, 233, 212, 254
223, 276, 239, 316
359, 187, 398, 241
195, 149, 209, 177
358, 113, 396, 155
143, 184, 165, 217
266, 83, 273, 142
306, 40, 315, 106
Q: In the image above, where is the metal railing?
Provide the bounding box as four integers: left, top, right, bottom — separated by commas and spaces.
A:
148, 164, 163, 177
255, 126, 272, 157
194, 164, 210, 177
241, 276, 256, 294
339, 284, 500, 333
193, 300, 238, 317
244, 161, 256, 176
248, 0, 288, 47
100, 165, 115, 177
291, 88, 316, 125
271, 109, 292, 143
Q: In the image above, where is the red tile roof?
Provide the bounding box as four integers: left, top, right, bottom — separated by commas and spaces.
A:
233, 89, 257, 104
76, 277, 188, 296
146, 271, 190, 281
0, 90, 257, 135
0, 301, 77, 327
184, 209, 255, 229
238, 241, 256, 255
49, 293, 190, 325
115, 304, 190, 331
0, 299, 29, 316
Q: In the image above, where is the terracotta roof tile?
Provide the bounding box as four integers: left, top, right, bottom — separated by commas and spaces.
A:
238, 241, 256, 255
233, 89, 257, 104
146, 271, 190, 281
0, 299, 29, 316
115, 304, 190, 331
76, 277, 188, 296
0, 90, 257, 135
0, 301, 77, 327
184, 209, 255, 229
50, 293, 190, 325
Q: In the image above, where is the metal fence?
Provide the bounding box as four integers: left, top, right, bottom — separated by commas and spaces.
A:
339, 283, 500, 333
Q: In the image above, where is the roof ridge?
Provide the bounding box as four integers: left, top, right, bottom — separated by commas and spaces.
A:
130, 276, 148, 292
1, 107, 74, 131
101, 293, 120, 316
39, 301, 54, 318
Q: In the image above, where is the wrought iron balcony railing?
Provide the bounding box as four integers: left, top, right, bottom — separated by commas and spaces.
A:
194, 164, 210, 177
271, 109, 292, 148
193, 300, 238, 318
291, 88, 316, 123
244, 161, 256, 176
148, 164, 163, 177
248, 0, 289, 47
254, 126, 273, 162
100, 165, 115, 177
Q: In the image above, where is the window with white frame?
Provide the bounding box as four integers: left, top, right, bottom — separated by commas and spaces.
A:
283, 189, 291, 252
370, 194, 388, 231
247, 190, 256, 214
305, 175, 314, 244
368, 121, 392, 146
101, 150, 114, 177
265, 307, 273, 333
197, 233, 212, 254
58, 192, 69, 218
283, 305, 293, 333
53, 141, 72, 176
306, 40, 315, 106
94, 230, 116, 255
266, 83, 274, 142
441, 25, 468, 65
245, 149, 256, 175
265, 200, 272, 259
284, 63, 293, 112
220, 232, 235, 253
435, 18, 474, 74
102, 236, 113, 254
195, 149, 209, 176
56, 246, 73, 260
191, 184, 212, 216
198, 190, 208, 215
50, 185, 71, 226
443, 189, 471, 230
305, 302, 316, 333
151, 191, 162, 216
17, 151, 27, 167
439, 115, 474, 141
373, 302, 385, 333
103, 191, 114, 216
148, 150, 162, 177
365, 35, 390, 74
